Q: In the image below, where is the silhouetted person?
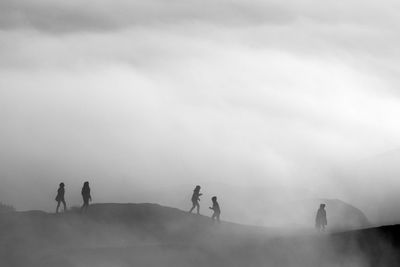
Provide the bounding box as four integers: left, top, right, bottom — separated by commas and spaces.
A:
209, 196, 221, 222
315, 203, 327, 231
81, 181, 92, 213
55, 182, 67, 213
189, 185, 202, 214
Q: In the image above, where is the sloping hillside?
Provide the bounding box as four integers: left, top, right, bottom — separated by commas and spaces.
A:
0, 203, 398, 267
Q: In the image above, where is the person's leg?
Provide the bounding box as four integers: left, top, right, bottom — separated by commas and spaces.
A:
196, 202, 200, 214
189, 201, 196, 213
81, 199, 87, 212
56, 201, 61, 213
211, 212, 216, 221
217, 213, 220, 223
82, 203, 88, 212
62, 199, 67, 212
85, 198, 90, 211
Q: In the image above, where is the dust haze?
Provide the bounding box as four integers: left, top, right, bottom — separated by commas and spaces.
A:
1, 0, 400, 233
1, 1, 400, 266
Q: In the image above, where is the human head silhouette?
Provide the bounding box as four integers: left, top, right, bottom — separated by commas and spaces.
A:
212, 196, 217, 202
84, 181, 89, 187
195, 185, 201, 191
320, 204, 325, 209
59, 182, 64, 188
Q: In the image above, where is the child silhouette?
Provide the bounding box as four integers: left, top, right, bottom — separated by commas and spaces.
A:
209, 196, 221, 222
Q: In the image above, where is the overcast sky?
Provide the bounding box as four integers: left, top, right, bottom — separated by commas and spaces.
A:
1, 0, 400, 222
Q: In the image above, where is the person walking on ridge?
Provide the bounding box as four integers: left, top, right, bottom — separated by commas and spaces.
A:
209, 196, 221, 223
81, 181, 92, 213
189, 185, 202, 214
55, 182, 67, 213
315, 203, 327, 231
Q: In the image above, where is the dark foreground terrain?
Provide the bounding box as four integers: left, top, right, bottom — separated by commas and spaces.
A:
0, 203, 398, 267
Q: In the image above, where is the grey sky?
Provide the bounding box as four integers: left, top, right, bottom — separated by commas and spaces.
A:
1, 0, 400, 224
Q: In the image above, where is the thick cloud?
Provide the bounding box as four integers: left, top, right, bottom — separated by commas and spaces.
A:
1, 0, 398, 33
0, 0, 294, 33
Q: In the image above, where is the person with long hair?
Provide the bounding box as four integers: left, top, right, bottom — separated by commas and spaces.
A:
55, 182, 67, 213
81, 181, 92, 213
189, 185, 202, 214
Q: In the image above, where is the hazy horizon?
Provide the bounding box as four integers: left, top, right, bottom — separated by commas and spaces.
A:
1, 0, 400, 226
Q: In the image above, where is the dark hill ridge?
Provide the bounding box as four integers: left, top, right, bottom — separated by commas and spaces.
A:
1, 203, 274, 246
330, 225, 400, 265
0, 203, 399, 267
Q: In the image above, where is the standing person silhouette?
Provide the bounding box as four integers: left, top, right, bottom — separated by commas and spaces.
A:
55, 182, 67, 213
209, 196, 221, 222
81, 181, 92, 213
315, 204, 327, 231
189, 185, 202, 214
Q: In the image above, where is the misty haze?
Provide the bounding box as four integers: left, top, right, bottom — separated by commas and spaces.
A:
1, 0, 400, 266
